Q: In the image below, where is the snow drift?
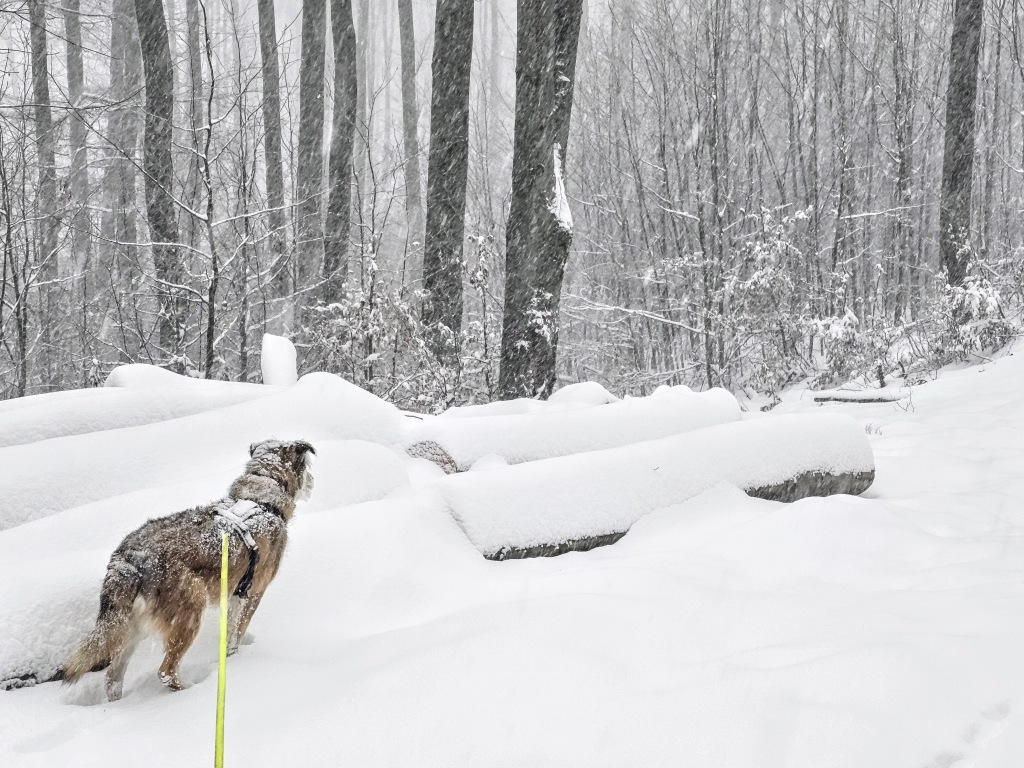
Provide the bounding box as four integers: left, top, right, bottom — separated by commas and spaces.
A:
0, 372, 406, 531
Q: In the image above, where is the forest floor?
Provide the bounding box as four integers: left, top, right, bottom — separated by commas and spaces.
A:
0, 342, 1022, 767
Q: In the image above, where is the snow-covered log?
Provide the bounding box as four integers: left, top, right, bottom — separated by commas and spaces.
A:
436, 413, 875, 559
0, 373, 406, 531
0, 369, 275, 449
811, 388, 909, 404
406, 386, 741, 470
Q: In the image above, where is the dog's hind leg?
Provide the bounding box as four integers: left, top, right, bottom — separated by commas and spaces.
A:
156, 577, 206, 691
226, 596, 245, 656
105, 610, 144, 702
233, 590, 266, 646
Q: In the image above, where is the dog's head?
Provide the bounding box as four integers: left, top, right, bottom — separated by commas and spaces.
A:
248, 439, 316, 500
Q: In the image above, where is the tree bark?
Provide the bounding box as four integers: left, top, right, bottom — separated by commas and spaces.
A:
183, 0, 206, 251
256, 0, 288, 306
422, 0, 475, 363
939, 0, 984, 287
499, 0, 553, 399
324, 0, 358, 301
30, 0, 58, 387
134, 0, 186, 366
99, 0, 141, 282
63, 0, 93, 383
498, 0, 583, 399
62, 0, 91, 292
397, 0, 424, 255
529, 0, 584, 398
295, 0, 328, 296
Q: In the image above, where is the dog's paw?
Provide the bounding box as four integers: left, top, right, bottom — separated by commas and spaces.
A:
158, 671, 183, 691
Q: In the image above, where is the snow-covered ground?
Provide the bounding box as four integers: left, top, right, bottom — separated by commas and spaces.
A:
1, 345, 1022, 767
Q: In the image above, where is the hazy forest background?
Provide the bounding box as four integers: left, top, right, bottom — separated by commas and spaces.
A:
0, 0, 1021, 411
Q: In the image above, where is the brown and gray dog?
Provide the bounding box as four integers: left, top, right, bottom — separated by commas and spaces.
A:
62, 439, 315, 701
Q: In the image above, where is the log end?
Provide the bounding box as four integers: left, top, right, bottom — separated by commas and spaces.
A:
744, 469, 875, 503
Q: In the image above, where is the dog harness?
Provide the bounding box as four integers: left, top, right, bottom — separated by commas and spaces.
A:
215, 499, 265, 599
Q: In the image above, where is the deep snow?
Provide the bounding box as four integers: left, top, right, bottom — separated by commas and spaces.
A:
0, 346, 1022, 767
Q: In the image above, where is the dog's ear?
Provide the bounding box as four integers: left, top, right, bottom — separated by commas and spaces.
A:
293, 440, 316, 456
249, 441, 263, 458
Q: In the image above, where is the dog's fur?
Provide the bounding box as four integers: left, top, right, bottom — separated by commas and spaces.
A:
62, 439, 315, 701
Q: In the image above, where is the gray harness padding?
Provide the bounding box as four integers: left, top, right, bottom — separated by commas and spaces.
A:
215, 499, 261, 598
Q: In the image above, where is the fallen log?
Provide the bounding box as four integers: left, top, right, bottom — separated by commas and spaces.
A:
437, 413, 876, 560
406, 386, 741, 471
811, 388, 908, 404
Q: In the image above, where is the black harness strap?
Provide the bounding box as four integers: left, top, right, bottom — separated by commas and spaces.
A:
235, 548, 259, 599
232, 501, 283, 599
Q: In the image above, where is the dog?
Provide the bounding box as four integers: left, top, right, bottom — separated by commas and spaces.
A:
61, 438, 315, 701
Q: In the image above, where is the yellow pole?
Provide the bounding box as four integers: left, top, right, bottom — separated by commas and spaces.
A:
215, 531, 229, 768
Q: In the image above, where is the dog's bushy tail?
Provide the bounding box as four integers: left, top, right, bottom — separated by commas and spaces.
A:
62, 557, 143, 683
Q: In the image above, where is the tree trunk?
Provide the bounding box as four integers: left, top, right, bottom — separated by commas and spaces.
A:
256, 0, 288, 308
134, 0, 186, 367
529, 0, 584, 399
99, 0, 141, 288
30, 0, 58, 388
353, 0, 369, 242
422, 0, 475, 363
295, 0, 328, 297
891, 3, 916, 323
63, 0, 91, 310
324, 0, 358, 302
397, 0, 424, 256
939, 0, 984, 287
499, 0, 554, 399
498, 0, 583, 399
183, 0, 206, 251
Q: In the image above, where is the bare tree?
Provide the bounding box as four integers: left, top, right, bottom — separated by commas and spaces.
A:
29, 0, 58, 386
184, 0, 207, 252
256, 0, 288, 307
324, 0, 358, 301
397, 0, 425, 254
939, 0, 984, 287
422, 0, 475, 363
62, 0, 91, 331
295, 0, 328, 300
134, 0, 186, 366
498, 0, 584, 399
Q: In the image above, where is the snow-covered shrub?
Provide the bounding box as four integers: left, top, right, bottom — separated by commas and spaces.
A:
302, 233, 503, 413
927, 248, 1017, 365
724, 209, 809, 395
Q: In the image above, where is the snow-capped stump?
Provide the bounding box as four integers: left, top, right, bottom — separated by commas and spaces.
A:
435, 413, 875, 560
407, 386, 741, 470
547, 381, 620, 406
261, 333, 298, 386
407, 440, 459, 474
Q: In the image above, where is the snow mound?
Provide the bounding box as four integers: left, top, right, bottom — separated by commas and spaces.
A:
261, 333, 298, 386
104, 363, 267, 391
437, 413, 874, 557
0, 386, 278, 449
547, 381, 620, 405
436, 397, 591, 419
409, 386, 741, 469
0, 372, 406, 531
